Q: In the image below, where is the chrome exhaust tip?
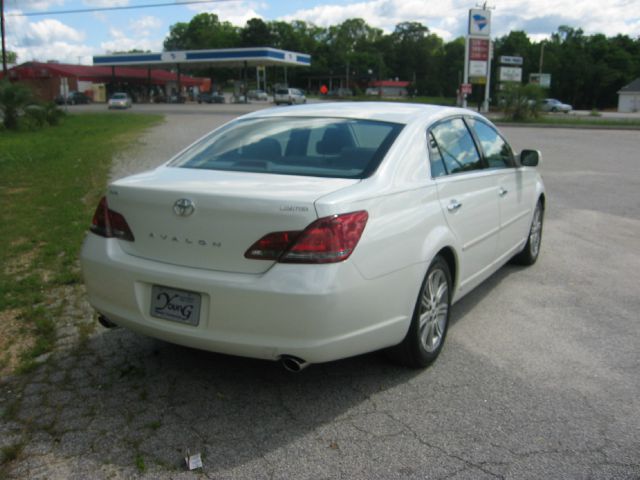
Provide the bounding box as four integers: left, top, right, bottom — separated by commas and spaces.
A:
97, 314, 118, 329
280, 355, 310, 373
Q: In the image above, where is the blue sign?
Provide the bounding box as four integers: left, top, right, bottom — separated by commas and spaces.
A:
473, 14, 488, 31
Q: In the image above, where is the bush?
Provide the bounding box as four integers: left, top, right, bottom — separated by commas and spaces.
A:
0, 82, 65, 130
43, 102, 66, 126
500, 83, 544, 121
0, 81, 34, 130
23, 105, 48, 129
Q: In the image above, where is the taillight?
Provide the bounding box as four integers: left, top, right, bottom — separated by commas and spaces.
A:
90, 196, 135, 241
245, 211, 368, 264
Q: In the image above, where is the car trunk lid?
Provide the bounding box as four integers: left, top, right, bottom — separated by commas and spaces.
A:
106, 167, 358, 274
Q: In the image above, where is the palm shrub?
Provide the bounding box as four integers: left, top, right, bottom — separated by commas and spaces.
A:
500, 83, 544, 121
0, 80, 35, 130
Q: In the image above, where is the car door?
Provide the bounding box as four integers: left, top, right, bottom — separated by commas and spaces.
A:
429, 118, 500, 291
466, 118, 534, 261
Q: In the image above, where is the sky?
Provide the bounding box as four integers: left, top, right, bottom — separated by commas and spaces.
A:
4, 0, 640, 65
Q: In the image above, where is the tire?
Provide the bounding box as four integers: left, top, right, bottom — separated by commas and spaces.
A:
388, 256, 452, 368
551, 107, 558, 112
512, 200, 544, 265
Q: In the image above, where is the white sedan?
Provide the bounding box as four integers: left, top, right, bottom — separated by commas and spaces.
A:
81, 103, 545, 371
274, 88, 306, 105
108, 92, 132, 109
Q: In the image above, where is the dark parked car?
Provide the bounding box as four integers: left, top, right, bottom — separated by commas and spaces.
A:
66, 91, 91, 105
197, 92, 225, 104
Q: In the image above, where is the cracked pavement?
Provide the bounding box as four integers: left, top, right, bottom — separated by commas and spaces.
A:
1, 104, 639, 479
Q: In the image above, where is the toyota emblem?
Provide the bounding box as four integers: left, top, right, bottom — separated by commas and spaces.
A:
173, 198, 195, 217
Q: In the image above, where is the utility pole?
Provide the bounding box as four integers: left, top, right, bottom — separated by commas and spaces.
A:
1, 0, 7, 75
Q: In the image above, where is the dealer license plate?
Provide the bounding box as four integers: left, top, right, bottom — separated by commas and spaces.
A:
150, 285, 201, 326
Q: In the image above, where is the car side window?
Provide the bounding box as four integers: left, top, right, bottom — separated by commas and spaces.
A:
430, 118, 482, 175
467, 118, 514, 169
427, 132, 447, 178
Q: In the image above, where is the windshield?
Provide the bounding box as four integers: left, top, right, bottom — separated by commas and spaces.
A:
169, 116, 404, 179
112, 94, 127, 99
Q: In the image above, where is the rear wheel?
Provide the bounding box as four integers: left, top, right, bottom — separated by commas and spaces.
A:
389, 256, 451, 368
512, 200, 544, 265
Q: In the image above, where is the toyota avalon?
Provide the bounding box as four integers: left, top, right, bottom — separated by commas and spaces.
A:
81, 102, 545, 371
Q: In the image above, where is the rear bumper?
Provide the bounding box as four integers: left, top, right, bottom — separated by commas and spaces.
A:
80, 234, 419, 363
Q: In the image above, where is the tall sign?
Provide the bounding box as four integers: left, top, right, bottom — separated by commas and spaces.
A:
463, 7, 493, 110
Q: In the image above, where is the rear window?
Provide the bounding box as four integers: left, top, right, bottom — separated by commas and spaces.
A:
169, 117, 404, 179
276, 89, 290, 95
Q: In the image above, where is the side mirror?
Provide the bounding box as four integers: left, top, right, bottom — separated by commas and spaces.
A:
520, 149, 542, 167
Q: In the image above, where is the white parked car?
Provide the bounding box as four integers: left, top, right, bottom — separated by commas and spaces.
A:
274, 88, 306, 105
540, 98, 572, 113
81, 103, 545, 371
108, 92, 132, 109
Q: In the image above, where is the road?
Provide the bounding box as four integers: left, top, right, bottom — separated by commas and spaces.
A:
1, 104, 639, 479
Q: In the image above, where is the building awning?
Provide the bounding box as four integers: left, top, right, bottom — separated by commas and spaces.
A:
94, 47, 311, 69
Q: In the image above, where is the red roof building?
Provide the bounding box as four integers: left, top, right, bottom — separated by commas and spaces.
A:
367, 80, 411, 98
2, 62, 206, 102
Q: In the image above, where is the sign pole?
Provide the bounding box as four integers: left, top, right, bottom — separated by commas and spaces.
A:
1, 0, 7, 75
462, 36, 470, 108
482, 40, 492, 113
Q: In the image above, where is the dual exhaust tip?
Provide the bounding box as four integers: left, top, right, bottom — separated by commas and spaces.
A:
97, 314, 310, 372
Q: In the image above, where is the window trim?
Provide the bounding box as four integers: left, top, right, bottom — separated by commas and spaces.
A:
426, 115, 516, 179
426, 115, 484, 179
463, 116, 517, 169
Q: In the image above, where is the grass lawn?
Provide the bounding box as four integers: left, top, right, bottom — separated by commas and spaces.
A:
0, 113, 161, 374
494, 115, 640, 128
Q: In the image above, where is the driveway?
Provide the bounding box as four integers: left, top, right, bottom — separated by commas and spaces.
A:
1, 106, 638, 479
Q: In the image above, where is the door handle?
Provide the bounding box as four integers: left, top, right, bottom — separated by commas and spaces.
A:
447, 200, 462, 212
498, 187, 508, 197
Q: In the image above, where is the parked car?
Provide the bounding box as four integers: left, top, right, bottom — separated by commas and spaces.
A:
107, 92, 132, 109
274, 88, 306, 105
248, 89, 268, 101
328, 88, 354, 98
540, 98, 572, 113
197, 92, 225, 104
66, 91, 91, 105
81, 102, 545, 371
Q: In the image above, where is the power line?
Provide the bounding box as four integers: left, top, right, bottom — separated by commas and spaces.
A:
6, 0, 238, 17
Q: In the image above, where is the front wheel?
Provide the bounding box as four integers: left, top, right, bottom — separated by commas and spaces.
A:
512, 200, 544, 265
388, 256, 452, 368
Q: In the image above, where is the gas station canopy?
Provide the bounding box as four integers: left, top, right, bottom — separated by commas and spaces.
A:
93, 47, 311, 69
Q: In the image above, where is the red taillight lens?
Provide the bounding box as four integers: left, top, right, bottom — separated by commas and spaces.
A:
245, 211, 368, 264
90, 196, 135, 242
245, 231, 302, 260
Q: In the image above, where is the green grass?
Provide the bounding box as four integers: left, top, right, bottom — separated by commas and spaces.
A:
0, 113, 161, 372
495, 115, 640, 128
0, 443, 24, 465
309, 94, 457, 106
135, 453, 146, 473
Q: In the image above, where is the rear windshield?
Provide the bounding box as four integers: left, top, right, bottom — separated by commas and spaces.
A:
169, 117, 404, 179
276, 89, 290, 95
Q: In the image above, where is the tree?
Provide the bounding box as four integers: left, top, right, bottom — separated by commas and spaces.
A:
163, 13, 239, 51
241, 18, 273, 47
0, 80, 34, 130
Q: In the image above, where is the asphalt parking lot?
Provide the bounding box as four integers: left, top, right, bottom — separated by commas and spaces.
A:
1, 104, 639, 479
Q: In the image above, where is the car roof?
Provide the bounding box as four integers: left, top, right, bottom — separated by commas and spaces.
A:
242, 101, 474, 125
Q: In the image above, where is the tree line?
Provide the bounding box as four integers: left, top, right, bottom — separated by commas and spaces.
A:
164, 14, 640, 109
